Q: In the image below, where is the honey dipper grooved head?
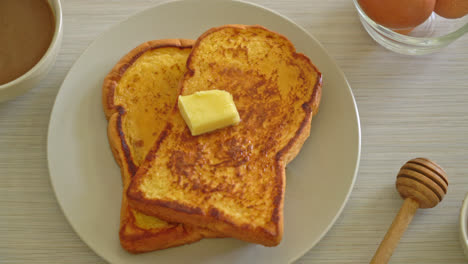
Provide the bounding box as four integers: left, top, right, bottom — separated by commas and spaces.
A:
396, 158, 448, 208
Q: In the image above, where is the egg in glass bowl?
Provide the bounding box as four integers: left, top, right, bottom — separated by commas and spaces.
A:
353, 0, 468, 55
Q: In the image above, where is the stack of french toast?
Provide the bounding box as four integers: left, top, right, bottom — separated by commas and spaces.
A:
102, 24, 322, 253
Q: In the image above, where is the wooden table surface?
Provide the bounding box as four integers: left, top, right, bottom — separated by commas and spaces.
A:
1, 0, 467, 263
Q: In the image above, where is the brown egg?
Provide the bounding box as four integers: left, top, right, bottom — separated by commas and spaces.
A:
434, 0, 468, 19
393, 28, 415, 35
359, 0, 436, 29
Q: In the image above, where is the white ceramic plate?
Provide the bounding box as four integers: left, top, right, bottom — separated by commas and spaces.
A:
47, 0, 360, 263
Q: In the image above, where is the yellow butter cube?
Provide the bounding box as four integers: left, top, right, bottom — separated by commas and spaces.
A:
178, 90, 240, 136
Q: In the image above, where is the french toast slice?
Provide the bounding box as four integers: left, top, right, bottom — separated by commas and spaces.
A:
102, 39, 217, 253
127, 25, 322, 246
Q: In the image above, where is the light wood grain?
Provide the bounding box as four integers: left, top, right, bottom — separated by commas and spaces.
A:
1, 0, 467, 263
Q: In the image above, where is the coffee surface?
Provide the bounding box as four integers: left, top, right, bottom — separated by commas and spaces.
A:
0, 0, 55, 85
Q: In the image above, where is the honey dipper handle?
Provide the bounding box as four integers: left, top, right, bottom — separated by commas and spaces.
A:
370, 198, 419, 264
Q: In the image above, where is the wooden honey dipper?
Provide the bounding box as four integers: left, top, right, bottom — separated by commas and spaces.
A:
370, 158, 448, 264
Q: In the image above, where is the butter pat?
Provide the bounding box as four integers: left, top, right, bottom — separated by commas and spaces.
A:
178, 90, 240, 136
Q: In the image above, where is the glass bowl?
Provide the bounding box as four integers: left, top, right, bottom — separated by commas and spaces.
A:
353, 0, 468, 55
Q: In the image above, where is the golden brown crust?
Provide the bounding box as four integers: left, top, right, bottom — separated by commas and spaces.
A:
128, 194, 282, 246
103, 39, 222, 253
108, 111, 207, 253
127, 25, 322, 246
185, 24, 323, 165
102, 39, 195, 120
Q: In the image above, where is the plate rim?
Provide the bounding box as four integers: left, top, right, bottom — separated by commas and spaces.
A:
47, 0, 361, 263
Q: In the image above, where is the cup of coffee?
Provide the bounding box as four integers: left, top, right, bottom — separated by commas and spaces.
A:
0, 0, 63, 102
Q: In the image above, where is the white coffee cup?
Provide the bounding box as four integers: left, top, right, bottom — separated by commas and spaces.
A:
0, 0, 63, 102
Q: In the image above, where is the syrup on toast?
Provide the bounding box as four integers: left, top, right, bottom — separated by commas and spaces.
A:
127, 25, 322, 246
102, 39, 217, 253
